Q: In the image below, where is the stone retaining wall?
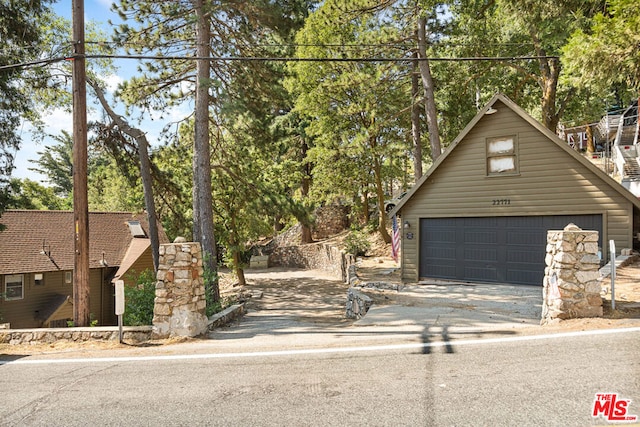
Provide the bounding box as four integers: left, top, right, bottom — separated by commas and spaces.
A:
541, 224, 603, 324
270, 242, 355, 282
313, 205, 350, 239
0, 326, 152, 345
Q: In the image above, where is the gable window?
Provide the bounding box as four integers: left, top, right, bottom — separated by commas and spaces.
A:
487, 135, 518, 175
5, 274, 24, 300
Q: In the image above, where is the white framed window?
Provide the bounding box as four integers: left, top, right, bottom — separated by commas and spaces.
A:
65, 271, 72, 284
487, 135, 518, 175
5, 274, 24, 300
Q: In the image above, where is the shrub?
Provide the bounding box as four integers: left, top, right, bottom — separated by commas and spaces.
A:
344, 228, 371, 256
124, 270, 156, 326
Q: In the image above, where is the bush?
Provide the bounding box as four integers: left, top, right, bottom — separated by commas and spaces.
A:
344, 228, 371, 256
124, 270, 156, 326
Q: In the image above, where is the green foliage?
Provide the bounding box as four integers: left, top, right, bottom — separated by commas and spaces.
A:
5, 178, 70, 210
123, 270, 156, 326
202, 252, 222, 317
562, 0, 640, 95
344, 227, 371, 257
0, 0, 55, 214
29, 131, 74, 196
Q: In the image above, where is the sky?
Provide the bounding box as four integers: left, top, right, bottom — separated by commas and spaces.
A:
12, 0, 189, 183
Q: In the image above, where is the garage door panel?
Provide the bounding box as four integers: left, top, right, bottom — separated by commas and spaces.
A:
419, 215, 603, 285
464, 231, 497, 244
506, 249, 539, 263
464, 247, 497, 262
424, 264, 457, 277
464, 266, 498, 282
506, 230, 544, 245
425, 247, 456, 261
425, 229, 456, 243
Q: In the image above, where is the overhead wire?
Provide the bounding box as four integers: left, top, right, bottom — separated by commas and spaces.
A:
0, 53, 559, 72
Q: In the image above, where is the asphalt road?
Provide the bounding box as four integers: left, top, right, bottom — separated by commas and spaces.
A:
1, 328, 638, 426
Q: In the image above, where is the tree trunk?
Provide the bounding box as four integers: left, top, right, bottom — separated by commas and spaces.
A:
233, 252, 246, 286
300, 139, 313, 243
540, 59, 561, 132
586, 124, 595, 153
417, 15, 441, 161
89, 80, 161, 272
411, 52, 423, 180
227, 210, 246, 286
193, 0, 219, 302
361, 191, 369, 225
372, 136, 391, 244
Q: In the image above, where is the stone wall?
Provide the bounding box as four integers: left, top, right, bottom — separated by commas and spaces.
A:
312, 205, 350, 240
270, 242, 355, 282
346, 288, 373, 319
541, 224, 602, 324
153, 240, 208, 338
0, 326, 152, 345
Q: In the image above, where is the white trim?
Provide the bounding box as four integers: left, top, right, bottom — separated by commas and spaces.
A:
4, 274, 24, 301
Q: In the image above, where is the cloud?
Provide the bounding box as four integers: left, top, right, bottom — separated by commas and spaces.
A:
103, 74, 124, 93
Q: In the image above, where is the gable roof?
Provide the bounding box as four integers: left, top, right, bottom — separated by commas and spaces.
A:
0, 210, 167, 275
392, 93, 640, 214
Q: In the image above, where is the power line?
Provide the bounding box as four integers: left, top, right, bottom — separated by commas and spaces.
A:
0, 53, 558, 71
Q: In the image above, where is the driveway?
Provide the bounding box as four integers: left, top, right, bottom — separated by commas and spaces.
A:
214, 263, 543, 342
216, 256, 640, 341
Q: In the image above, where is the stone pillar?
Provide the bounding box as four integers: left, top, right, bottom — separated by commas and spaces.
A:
541, 224, 602, 325
152, 238, 208, 338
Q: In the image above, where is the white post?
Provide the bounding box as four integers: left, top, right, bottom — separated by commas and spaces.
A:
609, 240, 616, 311
115, 280, 125, 343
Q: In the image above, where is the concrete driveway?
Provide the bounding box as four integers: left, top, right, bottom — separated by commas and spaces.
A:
354, 282, 542, 332
225, 267, 542, 339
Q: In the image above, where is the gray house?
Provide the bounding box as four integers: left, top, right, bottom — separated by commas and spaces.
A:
392, 94, 640, 286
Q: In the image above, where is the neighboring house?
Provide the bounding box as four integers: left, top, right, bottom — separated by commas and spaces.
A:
0, 210, 167, 329
392, 94, 640, 286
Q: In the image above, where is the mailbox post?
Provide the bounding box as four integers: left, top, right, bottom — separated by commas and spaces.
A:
115, 280, 125, 343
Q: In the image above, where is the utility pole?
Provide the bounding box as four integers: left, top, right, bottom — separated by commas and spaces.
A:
72, 0, 90, 326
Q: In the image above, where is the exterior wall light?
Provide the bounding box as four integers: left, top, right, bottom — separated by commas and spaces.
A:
404, 221, 410, 229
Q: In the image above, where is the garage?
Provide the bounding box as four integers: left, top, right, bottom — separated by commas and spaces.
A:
419, 215, 603, 285
391, 95, 640, 286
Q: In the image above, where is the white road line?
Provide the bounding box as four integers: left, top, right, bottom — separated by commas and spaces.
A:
2, 327, 639, 366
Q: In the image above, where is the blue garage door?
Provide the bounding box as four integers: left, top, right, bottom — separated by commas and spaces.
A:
419, 215, 603, 285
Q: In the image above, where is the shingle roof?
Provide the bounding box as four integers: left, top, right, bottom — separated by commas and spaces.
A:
0, 210, 166, 275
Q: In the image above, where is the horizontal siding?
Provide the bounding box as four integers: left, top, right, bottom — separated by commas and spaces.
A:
0, 271, 72, 328
401, 100, 634, 282
0, 268, 119, 328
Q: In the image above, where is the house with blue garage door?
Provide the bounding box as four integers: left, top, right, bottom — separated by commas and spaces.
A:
391, 93, 640, 286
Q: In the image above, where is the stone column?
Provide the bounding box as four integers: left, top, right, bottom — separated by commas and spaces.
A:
152, 238, 208, 338
541, 224, 602, 325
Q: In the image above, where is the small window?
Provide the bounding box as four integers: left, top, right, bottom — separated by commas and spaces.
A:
34, 273, 44, 286
487, 135, 518, 175
65, 271, 72, 284
5, 274, 24, 300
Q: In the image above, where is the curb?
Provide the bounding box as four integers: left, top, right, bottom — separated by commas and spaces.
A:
208, 303, 246, 330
